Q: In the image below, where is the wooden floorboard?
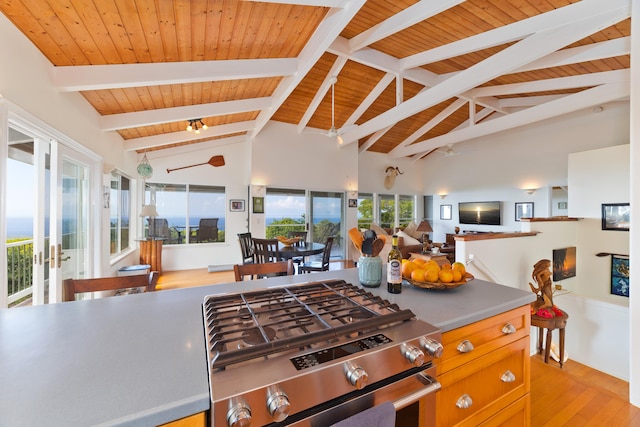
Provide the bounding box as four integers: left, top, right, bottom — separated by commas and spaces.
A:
530, 355, 640, 426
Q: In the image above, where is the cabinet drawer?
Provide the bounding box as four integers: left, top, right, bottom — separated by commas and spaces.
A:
437, 305, 530, 375
477, 395, 530, 427
436, 336, 530, 427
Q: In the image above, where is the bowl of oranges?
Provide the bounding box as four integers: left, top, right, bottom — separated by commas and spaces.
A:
402, 257, 473, 290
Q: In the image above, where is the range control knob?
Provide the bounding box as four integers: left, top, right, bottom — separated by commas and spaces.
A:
420, 337, 444, 358
344, 362, 369, 390
266, 389, 291, 422
401, 343, 425, 367
227, 402, 251, 427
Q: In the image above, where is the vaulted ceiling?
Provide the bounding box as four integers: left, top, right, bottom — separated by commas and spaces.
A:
0, 0, 631, 160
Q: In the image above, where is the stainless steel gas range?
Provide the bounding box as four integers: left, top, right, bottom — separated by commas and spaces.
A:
202, 279, 443, 427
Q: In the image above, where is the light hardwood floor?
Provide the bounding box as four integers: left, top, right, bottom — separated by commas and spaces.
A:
158, 266, 640, 426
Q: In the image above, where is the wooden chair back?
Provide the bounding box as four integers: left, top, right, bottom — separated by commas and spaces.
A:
252, 238, 280, 263
237, 232, 254, 263
149, 218, 171, 241
63, 272, 158, 302
288, 230, 307, 247
234, 260, 294, 281
300, 236, 335, 273
196, 218, 219, 242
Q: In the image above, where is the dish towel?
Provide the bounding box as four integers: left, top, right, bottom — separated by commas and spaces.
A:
330, 402, 396, 427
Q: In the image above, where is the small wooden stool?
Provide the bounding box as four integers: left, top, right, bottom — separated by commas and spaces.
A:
531, 309, 569, 367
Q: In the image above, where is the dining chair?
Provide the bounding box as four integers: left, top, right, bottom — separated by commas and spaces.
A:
299, 236, 334, 274
287, 230, 307, 270
233, 260, 294, 281
149, 218, 172, 241
252, 238, 281, 263
237, 232, 254, 264
63, 272, 159, 302
196, 218, 219, 242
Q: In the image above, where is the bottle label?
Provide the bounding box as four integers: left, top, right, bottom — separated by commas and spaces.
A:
387, 259, 402, 283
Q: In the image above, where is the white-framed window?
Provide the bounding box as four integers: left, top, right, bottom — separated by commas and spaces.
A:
398, 195, 415, 228
109, 172, 131, 256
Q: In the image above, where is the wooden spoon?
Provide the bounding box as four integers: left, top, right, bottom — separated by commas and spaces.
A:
167, 155, 225, 173
371, 238, 385, 257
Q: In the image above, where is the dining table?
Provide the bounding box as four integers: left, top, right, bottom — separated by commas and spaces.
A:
278, 241, 324, 260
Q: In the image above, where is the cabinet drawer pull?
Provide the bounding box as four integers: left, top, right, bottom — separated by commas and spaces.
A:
456, 340, 474, 353
501, 370, 516, 383
501, 323, 516, 334
456, 394, 473, 409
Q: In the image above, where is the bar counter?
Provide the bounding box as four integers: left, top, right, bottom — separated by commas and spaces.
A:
0, 268, 533, 427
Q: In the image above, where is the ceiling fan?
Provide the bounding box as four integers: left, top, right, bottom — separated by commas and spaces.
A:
321, 76, 356, 145
437, 144, 459, 158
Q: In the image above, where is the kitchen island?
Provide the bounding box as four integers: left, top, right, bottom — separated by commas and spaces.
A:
0, 268, 534, 427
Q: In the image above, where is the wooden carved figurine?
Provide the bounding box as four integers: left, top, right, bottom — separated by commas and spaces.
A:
529, 259, 554, 311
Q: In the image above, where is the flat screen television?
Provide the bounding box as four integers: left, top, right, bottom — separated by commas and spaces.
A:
458, 201, 502, 225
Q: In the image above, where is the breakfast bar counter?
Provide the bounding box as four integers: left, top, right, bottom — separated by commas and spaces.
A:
0, 269, 533, 427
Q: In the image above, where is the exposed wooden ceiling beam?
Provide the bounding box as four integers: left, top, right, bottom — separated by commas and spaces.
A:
348, 0, 465, 52
123, 121, 255, 152
100, 98, 271, 131
394, 82, 630, 158
400, 0, 628, 69
341, 7, 630, 146
250, 0, 367, 138
52, 58, 298, 91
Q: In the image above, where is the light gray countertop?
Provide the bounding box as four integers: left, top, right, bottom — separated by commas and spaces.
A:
0, 268, 534, 427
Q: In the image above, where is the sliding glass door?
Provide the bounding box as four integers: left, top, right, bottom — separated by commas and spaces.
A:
309, 191, 345, 259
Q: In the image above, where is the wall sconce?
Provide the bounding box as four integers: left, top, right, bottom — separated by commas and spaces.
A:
440, 194, 447, 199
186, 118, 208, 134
526, 188, 536, 195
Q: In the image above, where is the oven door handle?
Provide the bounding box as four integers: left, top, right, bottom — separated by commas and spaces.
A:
392, 373, 441, 410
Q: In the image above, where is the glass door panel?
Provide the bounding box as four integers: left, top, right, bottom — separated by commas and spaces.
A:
309, 191, 344, 259
48, 144, 91, 303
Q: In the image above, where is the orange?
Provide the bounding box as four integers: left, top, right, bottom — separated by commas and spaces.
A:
424, 260, 440, 272
424, 268, 439, 282
439, 269, 454, 283
440, 263, 452, 270
452, 262, 466, 275
411, 268, 426, 282
412, 258, 426, 266
402, 261, 418, 279
451, 270, 463, 282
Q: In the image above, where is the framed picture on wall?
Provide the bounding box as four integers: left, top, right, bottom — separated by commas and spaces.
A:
253, 196, 264, 214
515, 202, 534, 221
440, 204, 452, 220
611, 255, 629, 297
230, 199, 245, 212
348, 199, 357, 208
602, 203, 630, 231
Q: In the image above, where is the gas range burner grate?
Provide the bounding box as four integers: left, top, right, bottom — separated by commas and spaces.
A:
202, 279, 415, 370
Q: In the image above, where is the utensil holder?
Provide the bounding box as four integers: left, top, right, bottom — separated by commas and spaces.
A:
358, 255, 382, 287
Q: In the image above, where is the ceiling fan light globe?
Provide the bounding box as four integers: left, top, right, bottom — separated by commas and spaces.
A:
337, 135, 344, 145
186, 124, 192, 132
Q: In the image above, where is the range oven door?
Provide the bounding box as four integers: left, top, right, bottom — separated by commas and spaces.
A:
270, 364, 440, 427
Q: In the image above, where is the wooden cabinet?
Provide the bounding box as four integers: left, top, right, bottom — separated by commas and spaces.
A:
435, 305, 531, 427
158, 412, 206, 427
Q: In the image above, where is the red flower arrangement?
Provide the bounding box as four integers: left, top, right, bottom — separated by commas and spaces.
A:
531, 305, 563, 318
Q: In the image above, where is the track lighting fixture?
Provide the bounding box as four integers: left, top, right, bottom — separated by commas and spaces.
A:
186, 118, 208, 134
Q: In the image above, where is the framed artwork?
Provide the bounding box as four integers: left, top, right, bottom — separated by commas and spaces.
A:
611, 255, 629, 297
552, 246, 576, 281
602, 203, 630, 231
252, 196, 264, 214
348, 199, 357, 208
440, 204, 452, 220
102, 185, 110, 208
515, 202, 534, 221
229, 199, 245, 212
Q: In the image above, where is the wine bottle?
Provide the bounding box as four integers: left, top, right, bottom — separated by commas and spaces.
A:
387, 234, 402, 293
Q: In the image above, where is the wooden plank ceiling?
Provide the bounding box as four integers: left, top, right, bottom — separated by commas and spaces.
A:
0, 0, 631, 159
